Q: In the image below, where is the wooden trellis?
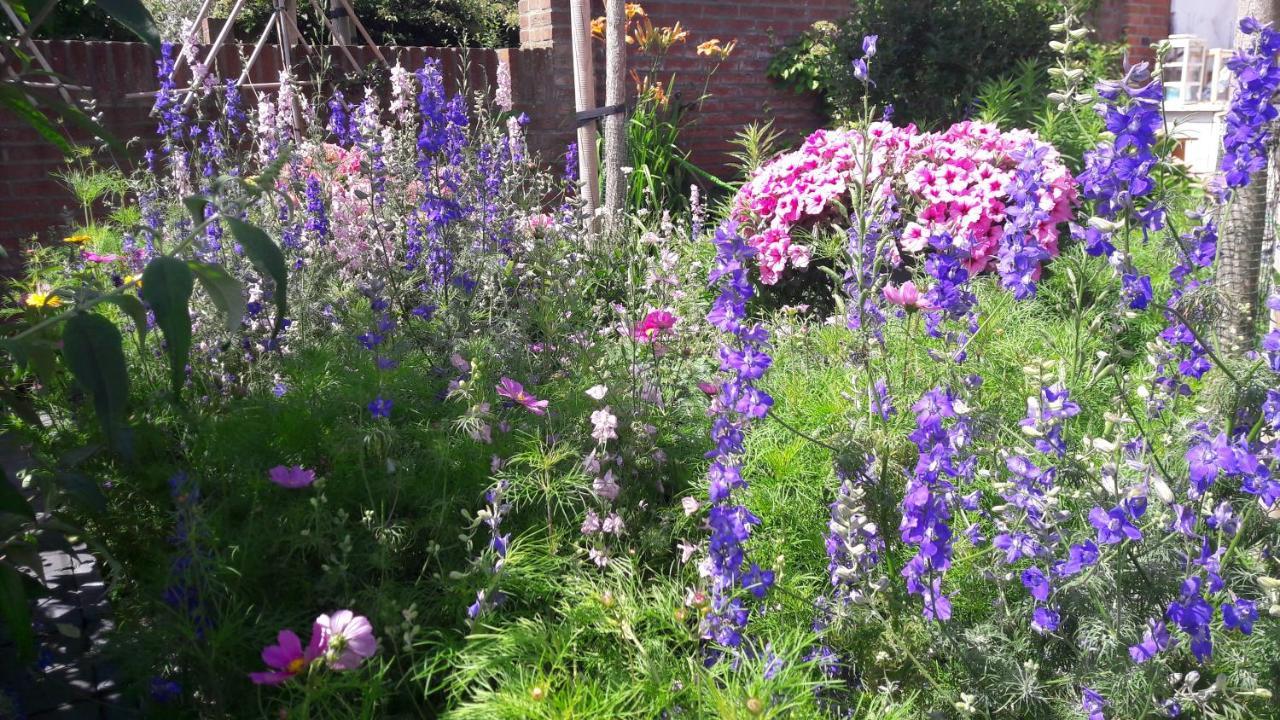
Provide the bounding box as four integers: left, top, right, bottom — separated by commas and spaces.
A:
121, 0, 387, 101
0, 0, 89, 103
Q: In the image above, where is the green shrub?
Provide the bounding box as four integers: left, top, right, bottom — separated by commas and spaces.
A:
231, 0, 517, 48
769, 0, 1060, 128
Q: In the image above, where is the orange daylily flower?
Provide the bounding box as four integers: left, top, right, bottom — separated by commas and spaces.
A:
697, 38, 736, 60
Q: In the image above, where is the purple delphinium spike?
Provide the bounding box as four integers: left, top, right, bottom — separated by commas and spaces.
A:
700, 221, 775, 656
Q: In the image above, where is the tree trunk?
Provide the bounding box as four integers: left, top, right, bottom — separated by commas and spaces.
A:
602, 0, 627, 220
1219, 0, 1279, 351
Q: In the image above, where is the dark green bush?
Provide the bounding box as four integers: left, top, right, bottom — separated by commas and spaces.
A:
233, 0, 517, 48
769, 0, 1060, 128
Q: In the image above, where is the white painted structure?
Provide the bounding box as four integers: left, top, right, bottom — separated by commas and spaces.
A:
1171, 0, 1236, 50
1163, 1, 1236, 175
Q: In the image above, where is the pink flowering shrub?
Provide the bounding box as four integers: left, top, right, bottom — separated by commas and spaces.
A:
734, 121, 1077, 284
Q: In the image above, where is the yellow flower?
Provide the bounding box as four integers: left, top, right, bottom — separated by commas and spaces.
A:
591, 16, 606, 39
25, 290, 62, 308
63, 233, 91, 244
624, 3, 645, 19
123, 274, 142, 289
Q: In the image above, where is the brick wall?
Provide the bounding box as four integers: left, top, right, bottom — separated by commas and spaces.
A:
1, 2, 845, 261
513, 0, 846, 176
1092, 0, 1173, 64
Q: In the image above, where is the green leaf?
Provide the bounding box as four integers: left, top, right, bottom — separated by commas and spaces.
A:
61, 312, 132, 456
0, 563, 38, 662
182, 196, 209, 229
0, 84, 72, 157
100, 294, 148, 344
2, 334, 59, 389
141, 257, 193, 397
0, 388, 43, 428
93, 0, 160, 50
53, 472, 107, 515
226, 218, 288, 340
188, 262, 246, 333
0, 465, 34, 521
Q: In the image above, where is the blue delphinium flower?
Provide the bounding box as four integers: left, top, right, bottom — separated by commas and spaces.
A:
1166, 576, 1214, 661
304, 175, 330, 245
1081, 686, 1107, 720
899, 385, 974, 621
996, 143, 1054, 299
368, 396, 393, 419
468, 477, 511, 623
825, 459, 886, 606
701, 221, 775, 654
1075, 62, 1164, 309
1219, 20, 1280, 191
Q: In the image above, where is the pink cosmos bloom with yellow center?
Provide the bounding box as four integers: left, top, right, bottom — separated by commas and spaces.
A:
248, 626, 324, 685
495, 377, 549, 415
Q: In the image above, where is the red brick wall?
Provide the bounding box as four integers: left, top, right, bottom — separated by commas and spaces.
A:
513, 0, 845, 177
1092, 0, 1173, 64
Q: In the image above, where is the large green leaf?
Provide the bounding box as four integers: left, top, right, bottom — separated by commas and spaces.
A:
52, 472, 107, 515
4, 334, 60, 388
0, 84, 72, 157
0, 563, 40, 662
188, 262, 246, 333
226, 218, 288, 340
141, 257, 193, 397
0, 465, 34, 521
61, 313, 131, 455
101, 293, 148, 345
93, 0, 160, 50
182, 196, 209, 229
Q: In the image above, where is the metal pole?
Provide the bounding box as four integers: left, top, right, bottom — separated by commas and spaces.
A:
568, 0, 600, 229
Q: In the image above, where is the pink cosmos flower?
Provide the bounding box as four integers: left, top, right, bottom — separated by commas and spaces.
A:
315, 610, 376, 671
634, 310, 677, 342
495, 377, 549, 415
248, 627, 323, 685
268, 465, 316, 488
83, 251, 122, 263
883, 281, 933, 312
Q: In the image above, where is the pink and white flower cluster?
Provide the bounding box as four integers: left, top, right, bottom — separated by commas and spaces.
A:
734, 121, 1077, 284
